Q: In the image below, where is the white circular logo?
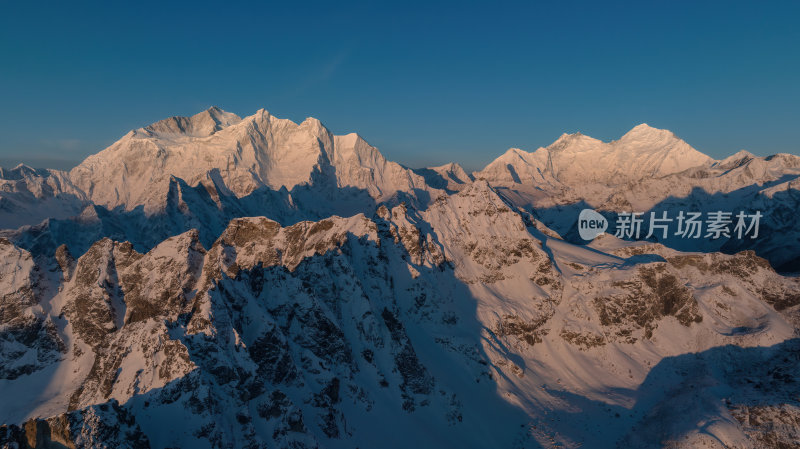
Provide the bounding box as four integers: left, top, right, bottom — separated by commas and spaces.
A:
578, 209, 608, 241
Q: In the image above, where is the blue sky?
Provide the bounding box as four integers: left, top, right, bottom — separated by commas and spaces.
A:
1, 1, 798, 171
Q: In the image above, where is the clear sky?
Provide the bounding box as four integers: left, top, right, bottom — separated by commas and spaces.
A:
1, 1, 798, 171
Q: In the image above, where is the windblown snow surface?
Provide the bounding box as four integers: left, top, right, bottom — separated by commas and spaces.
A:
1, 108, 800, 449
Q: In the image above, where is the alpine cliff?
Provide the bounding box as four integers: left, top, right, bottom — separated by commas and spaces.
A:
69, 107, 434, 214
1, 108, 799, 449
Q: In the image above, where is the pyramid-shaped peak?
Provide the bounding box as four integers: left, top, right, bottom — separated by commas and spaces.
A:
631, 123, 657, 131
730, 149, 755, 158
196, 106, 242, 128
433, 162, 465, 171
620, 123, 675, 140
336, 132, 366, 146
202, 106, 240, 121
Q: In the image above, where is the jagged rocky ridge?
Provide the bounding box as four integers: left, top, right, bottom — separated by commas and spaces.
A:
478, 136, 800, 271
1, 109, 800, 448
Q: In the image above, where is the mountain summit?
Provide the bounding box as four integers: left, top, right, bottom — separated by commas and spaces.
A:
68, 108, 431, 213
140, 106, 243, 138
2, 108, 800, 448
474, 124, 713, 186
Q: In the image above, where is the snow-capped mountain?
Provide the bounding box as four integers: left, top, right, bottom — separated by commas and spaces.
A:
413, 162, 474, 192
0, 164, 87, 229
1, 108, 447, 260
472, 125, 800, 271
474, 124, 713, 186
69, 107, 434, 214
1, 108, 800, 448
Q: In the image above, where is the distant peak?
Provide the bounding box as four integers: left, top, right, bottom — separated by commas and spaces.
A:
202, 106, 227, 119
140, 107, 242, 138
300, 116, 325, 129
552, 132, 582, 142
250, 108, 273, 124
630, 123, 661, 132
730, 149, 755, 158
620, 123, 673, 139
712, 149, 756, 169
547, 131, 601, 152
434, 162, 463, 171
11, 163, 40, 175
336, 132, 364, 146
195, 106, 241, 126
0, 163, 40, 180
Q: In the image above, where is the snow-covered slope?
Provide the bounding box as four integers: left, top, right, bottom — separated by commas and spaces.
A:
475, 124, 713, 186
0, 164, 87, 229
413, 162, 474, 192
2, 108, 800, 448
69, 107, 434, 214
0, 108, 449, 260
492, 150, 800, 271
1, 182, 799, 448
472, 125, 800, 271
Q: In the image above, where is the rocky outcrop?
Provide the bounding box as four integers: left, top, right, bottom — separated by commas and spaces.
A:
1, 109, 800, 447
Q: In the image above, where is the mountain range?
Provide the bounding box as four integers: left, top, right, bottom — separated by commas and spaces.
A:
1, 108, 799, 448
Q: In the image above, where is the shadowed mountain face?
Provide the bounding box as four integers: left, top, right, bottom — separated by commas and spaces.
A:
67, 108, 435, 215
1, 108, 799, 448
3, 108, 800, 272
